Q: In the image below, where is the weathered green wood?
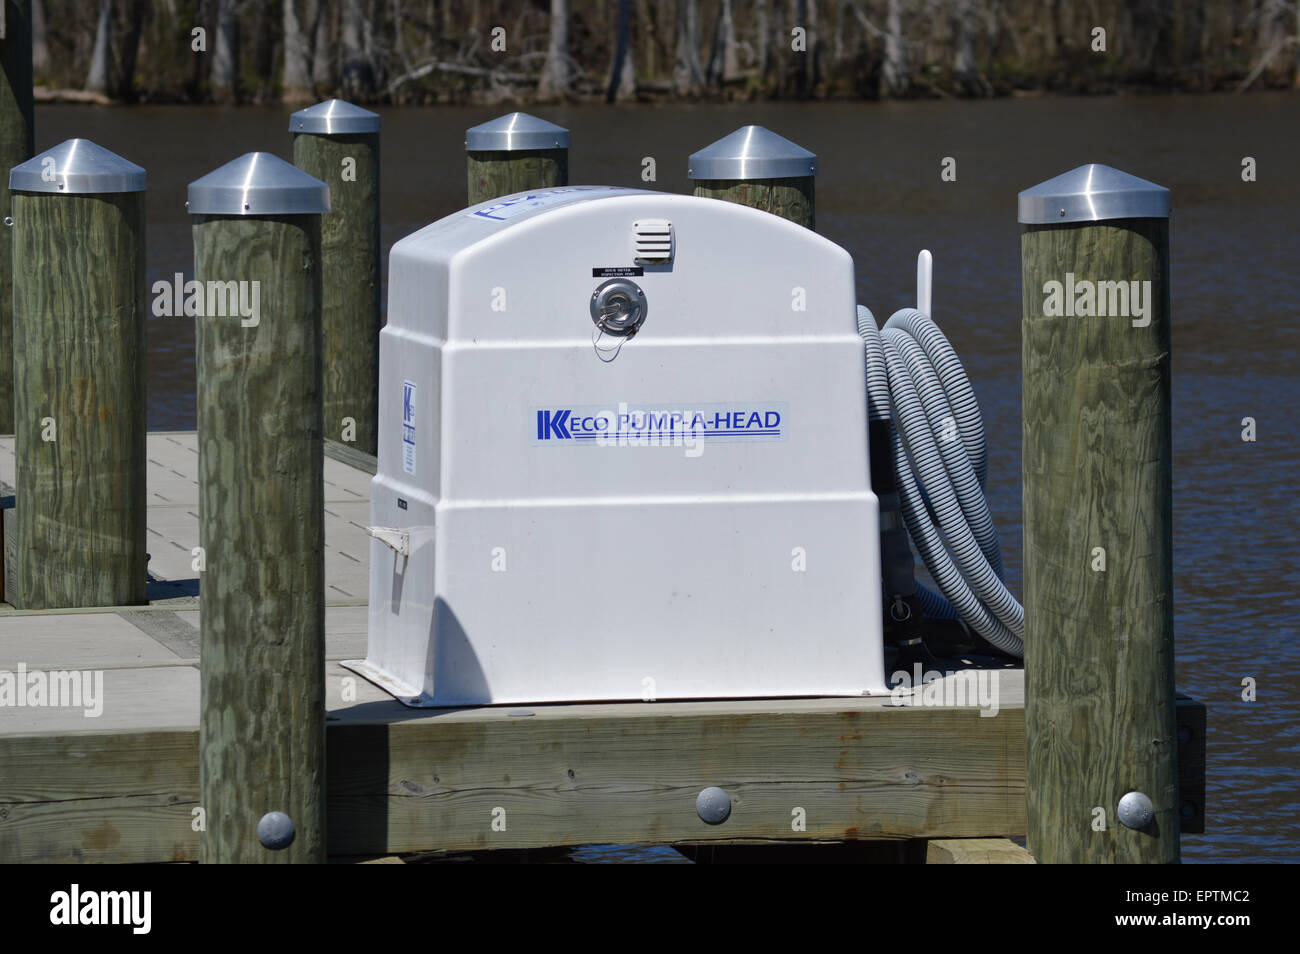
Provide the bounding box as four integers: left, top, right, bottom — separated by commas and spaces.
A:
0, 678, 1205, 862
11, 191, 146, 609
692, 176, 815, 229
293, 132, 380, 455
1021, 217, 1177, 863
0, 694, 1027, 862
0, 1, 35, 435
193, 213, 326, 863
467, 148, 567, 205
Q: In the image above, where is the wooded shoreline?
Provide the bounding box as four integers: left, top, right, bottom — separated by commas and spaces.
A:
27, 0, 1300, 108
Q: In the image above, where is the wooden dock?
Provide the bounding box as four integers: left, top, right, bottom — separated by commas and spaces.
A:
0, 432, 1202, 863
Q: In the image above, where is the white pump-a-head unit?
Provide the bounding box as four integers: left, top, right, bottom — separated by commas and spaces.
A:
344, 186, 886, 706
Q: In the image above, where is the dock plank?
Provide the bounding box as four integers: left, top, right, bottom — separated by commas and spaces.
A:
0, 676, 1027, 862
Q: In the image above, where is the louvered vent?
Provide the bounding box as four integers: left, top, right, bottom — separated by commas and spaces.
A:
632, 219, 674, 265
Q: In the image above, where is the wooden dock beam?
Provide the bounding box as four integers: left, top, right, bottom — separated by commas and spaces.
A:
291, 99, 382, 456
188, 154, 331, 863
465, 112, 569, 205
1019, 165, 1178, 863
688, 125, 817, 230
8, 139, 147, 609
0, 0, 34, 434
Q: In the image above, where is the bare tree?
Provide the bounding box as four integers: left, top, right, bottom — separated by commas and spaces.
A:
880, 0, 907, 97
284, 0, 315, 103
952, 0, 990, 95
33, 0, 50, 74
538, 0, 571, 100
1294, 0, 1300, 89
674, 0, 704, 95
312, 0, 334, 92
805, 0, 819, 90
607, 0, 638, 101
757, 0, 772, 81
85, 0, 114, 93
341, 0, 374, 97
706, 0, 740, 87
635, 0, 659, 77
211, 0, 239, 102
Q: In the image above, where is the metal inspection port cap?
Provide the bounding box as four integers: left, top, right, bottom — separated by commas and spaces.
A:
1018, 163, 1169, 225
465, 112, 570, 152
289, 98, 380, 135
688, 125, 817, 181
187, 152, 331, 216
9, 138, 146, 194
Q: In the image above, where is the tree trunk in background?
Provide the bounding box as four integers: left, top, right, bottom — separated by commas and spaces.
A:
537, 0, 570, 100
284, 0, 314, 102
250, 0, 276, 100
806, 0, 819, 91
952, 0, 988, 95
85, 0, 114, 93
674, 0, 704, 95
32, 0, 49, 74
368, 0, 387, 91
635, 0, 657, 77
1042, 0, 1058, 63
312, 0, 333, 91
392, 0, 412, 77
880, 0, 907, 97
341, 0, 374, 97
211, 0, 238, 102
607, 0, 637, 101
1294, 0, 1300, 89
757, 0, 771, 81
706, 0, 738, 87
117, 0, 147, 100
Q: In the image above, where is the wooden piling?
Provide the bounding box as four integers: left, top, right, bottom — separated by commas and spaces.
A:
188, 153, 330, 863
0, 1, 36, 433
466, 112, 569, 205
1019, 165, 1177, 863
688, 126, 817, 230
291, 99, 381, 455
8, 139, 146, 609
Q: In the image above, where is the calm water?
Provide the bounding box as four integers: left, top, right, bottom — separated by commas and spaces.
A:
35, 94, 1298, 862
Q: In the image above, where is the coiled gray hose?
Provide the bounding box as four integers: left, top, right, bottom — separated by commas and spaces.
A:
857, 305, 1025, 658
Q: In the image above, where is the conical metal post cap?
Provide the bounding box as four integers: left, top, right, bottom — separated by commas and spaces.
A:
465, 112, 570, 151
1018, 164, 1169, 224
9, 138, 146, 194
187, 152, 331, 216
688, 126, 817, 181
290, 98, 380, 135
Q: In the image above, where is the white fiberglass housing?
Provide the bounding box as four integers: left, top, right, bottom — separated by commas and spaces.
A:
345, 186, 885, 706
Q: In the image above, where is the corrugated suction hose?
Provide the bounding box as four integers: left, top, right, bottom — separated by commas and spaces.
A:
857, 305, 1025, 658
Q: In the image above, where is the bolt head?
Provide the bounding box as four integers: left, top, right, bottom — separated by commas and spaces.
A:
696, 786, 731, 824
257, 810, 297, 850
1117, 791, 1155, 830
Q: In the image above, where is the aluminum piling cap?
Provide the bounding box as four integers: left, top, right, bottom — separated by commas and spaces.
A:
1018, 163, 1169, 224
9, 138, 146, 194
187, 152, 331, 216
465, 112, 570, 151
289, 98, 380, 135
687, 125, 817, 181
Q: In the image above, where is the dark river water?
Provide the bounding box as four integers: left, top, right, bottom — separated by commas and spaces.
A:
34, 93, 1298, 863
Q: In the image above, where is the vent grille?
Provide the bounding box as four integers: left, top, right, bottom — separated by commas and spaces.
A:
632, 219, 674, 265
